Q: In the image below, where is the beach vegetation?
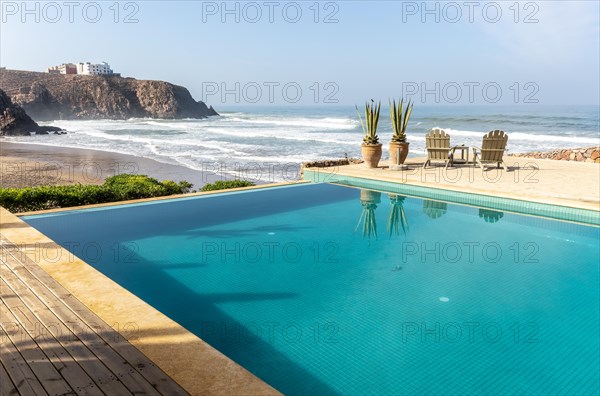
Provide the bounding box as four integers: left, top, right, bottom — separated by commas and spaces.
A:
0, 174, 193, 213
200, 180, 256, 192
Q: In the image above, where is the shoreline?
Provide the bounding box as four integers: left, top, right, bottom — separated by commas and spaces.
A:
0, 141, 226, 189
2, 141, 597, 189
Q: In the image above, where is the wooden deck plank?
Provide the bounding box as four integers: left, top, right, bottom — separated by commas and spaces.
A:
0, 359, 20, 396
0, 300, 75, 396
0, 237, 188, 396
1, 250, 162, 396
0, 326, 51, 396
0, 239, 188, 396
0, 264, 132, 396
0, 278, 102, 395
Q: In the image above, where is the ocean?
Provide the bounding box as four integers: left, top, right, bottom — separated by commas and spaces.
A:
5, 105, 599, 182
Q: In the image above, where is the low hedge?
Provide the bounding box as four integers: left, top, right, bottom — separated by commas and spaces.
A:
201, 180, 256, 192
0, 174, 193, 213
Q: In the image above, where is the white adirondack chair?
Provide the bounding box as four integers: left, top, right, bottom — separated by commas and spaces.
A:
423, 128, 452, 169
473, 130, 509, 171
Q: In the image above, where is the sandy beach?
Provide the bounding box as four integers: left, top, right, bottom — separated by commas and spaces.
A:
0, 142, 225, 189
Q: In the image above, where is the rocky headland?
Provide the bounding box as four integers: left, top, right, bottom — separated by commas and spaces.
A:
0, 69, 218, 121
0, 89, 63, 136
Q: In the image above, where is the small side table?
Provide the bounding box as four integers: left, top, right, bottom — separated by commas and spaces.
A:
450, 145, 470, 166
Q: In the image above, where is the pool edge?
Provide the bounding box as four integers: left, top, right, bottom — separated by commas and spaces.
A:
0, 206, 282, 396
16, 181, 309, 217
303, 169, 600, 226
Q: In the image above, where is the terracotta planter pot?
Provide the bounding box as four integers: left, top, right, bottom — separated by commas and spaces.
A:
389, 142, 410, 165
361, 144, 382, 168
360, 189, 381, 204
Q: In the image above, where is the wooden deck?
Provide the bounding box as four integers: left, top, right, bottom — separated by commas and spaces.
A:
0, 235, 189, 396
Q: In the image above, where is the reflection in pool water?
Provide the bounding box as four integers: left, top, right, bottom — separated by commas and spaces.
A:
23, 183, 600, 395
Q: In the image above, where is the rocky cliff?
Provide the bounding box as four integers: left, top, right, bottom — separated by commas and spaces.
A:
0, 89, 63, 136
0, 69, 218, 121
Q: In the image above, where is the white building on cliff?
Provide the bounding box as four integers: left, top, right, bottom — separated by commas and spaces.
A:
76, 62, 114, 75
47, 62, 115, 76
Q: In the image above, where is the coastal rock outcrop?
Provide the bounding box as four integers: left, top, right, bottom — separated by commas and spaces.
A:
207, 105, 219, 116
300, 158, 363, 176
0, 69, 219, 120
510, 147, 600, 163
302, 158, 363, 169
0, 89, 63, 136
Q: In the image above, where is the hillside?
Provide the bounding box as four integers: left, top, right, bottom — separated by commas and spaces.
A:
0, 69, 218, 120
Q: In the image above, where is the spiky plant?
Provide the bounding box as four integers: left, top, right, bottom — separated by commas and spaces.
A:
356, 100, 381, 145
355, 202, 378, 240
355, 190, 381, 240
389, 98, 413, 143
387, 195, 409, 237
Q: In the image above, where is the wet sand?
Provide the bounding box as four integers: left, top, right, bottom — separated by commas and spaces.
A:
0, 142, 224, 189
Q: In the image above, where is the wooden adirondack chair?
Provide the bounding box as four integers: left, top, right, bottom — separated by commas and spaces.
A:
473, 130, 509, 171
422, 200, 448, 219
423, 128, 452, 168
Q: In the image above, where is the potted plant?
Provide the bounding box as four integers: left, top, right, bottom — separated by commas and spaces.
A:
389, 98, 413, 166
386, 194, 409, 237
355, 189, 381, 240
356, 100, 382, 168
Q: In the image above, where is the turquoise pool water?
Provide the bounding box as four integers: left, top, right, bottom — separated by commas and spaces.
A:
24, 183, 600, 395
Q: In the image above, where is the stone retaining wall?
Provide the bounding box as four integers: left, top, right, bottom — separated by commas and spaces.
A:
302, 158, 363, 168
509, 146, 600, 163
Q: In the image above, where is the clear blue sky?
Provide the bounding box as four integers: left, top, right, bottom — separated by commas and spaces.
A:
1, 1, 599, 106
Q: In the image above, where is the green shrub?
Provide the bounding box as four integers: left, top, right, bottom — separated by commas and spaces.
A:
104, 174, 193, 199
0, 174, 193, 213
201, 180, 256, 192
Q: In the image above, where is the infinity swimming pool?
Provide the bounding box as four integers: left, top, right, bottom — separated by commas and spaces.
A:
24, 183, 600, 395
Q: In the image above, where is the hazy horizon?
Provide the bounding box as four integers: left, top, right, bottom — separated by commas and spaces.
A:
1, 1, 599, 107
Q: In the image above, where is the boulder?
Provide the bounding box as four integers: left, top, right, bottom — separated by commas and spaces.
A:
0, 89, 63, 136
